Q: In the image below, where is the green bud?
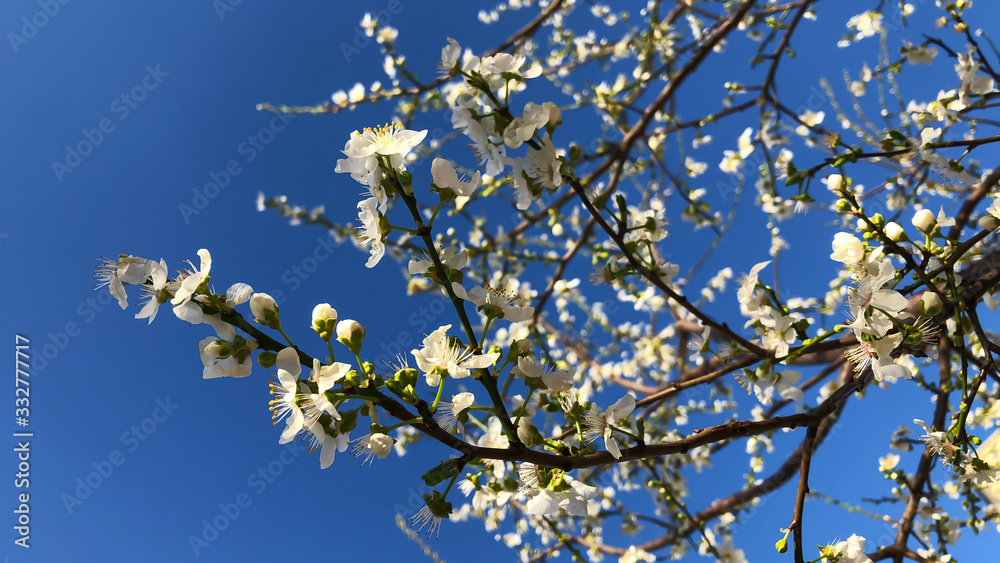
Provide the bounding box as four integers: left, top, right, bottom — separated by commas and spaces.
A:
257, 351, 277, 369
775, 538, 788, 553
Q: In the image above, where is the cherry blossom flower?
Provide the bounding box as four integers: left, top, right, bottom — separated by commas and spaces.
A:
356, 197, 385, 268
171, 249, 212, 307
135, 259, 169, 324
411, 325, 500, 385
451, 282, 534, 322
431, 158, 482, 197
435, 392, 475, 432
516, 356, 574, 391
94, 255, 156, 310
583, 394, 636, 459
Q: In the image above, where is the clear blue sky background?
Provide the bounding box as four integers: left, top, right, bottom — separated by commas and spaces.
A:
2, 1, 998, 562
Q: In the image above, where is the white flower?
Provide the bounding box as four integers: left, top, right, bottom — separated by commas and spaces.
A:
619, 546, 656, 563
431, 158, 482, 197
269, 347, 306, 443
94, 255, 158, 310
170, 249, 212, 307
914, 418, 961, 467
439, 38, 461, 73
902, 40, 937, 65
822, 534, 872, 563
411, 325, 500, 385
526, 132, 562, 189
477, 416, 510, 477
523, 474, 596, 516
225, 282, 253, 306
135, 259, 169, 324
830, 232, 864, 265
304, 420, 350, 469
452, 105, 506, 176
341, 122, 427, 160
351, 432, 394, 466
303, 358, 351, 424
408, 247, 468, 276
435, 392, 475, 432
583, 394, 636, 459
737, 260, 771, 314
356, 197, 385, 268
452, 282, 534, 322
517, 357, 574, 391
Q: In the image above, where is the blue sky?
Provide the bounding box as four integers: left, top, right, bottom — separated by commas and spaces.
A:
3, 1, 999, 562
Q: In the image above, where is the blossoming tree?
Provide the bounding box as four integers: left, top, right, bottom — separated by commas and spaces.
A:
99, 1, 1000, 561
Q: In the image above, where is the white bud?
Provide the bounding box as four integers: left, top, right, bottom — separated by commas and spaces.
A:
250, 293, 280, 328
337, 319, 366, 353
912, 208, 935, 232
884, 221, 904, 241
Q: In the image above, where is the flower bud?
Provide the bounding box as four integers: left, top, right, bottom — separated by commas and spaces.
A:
250, 293, 281, 329
912, 208, 935, 232
204, 340, 228, 359
337, 319, 366, 354
919, 291, 943, 316
834, 198, 851, 213
257, 351, 277, 369
979, 215, 1000, 231
311, 303, 338, 340
826, 173, 844, 194
884, 221, 904, 241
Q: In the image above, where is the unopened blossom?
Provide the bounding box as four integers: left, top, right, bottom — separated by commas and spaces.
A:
337, 319, 366, 354
311, 303, 338, 340
912, 208, 935, 232
884, 221, 904, 241
583, 394, 636, 459
250, 292, 280, 328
